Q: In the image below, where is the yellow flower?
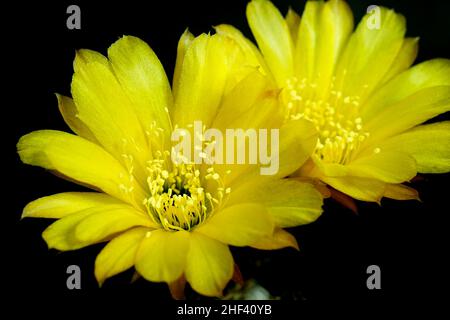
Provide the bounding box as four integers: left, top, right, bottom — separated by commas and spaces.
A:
18, 32, 323, 297
216, 0, 450, 202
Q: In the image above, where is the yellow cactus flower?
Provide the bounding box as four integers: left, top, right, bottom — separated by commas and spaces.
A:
17, 32, 323, 297
216, 0, 450, 202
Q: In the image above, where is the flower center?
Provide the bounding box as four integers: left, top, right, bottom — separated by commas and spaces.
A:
143, 151, 227, 231
283, 76, 370, 164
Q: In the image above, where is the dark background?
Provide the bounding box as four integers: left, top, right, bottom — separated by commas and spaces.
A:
4, 0, 449, 314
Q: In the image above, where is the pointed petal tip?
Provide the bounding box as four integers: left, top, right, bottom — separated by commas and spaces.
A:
290, 239, 300, 251
20, 210, 30, 220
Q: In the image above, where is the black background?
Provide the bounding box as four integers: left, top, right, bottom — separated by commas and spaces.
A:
4, 0, 449, 315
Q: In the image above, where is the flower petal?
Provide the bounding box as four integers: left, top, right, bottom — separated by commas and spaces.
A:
293, 0, 323, 81
335, 7, 406, 100
314, 0, 354, 97
214, 24, 271, 78
22, 192, 124, 219
172, 33, 239, 128
295, 0, 353, 97
173, 29, 195, 95
17, 130, 146, 208
135, 229, 190, 283
276, 119, 319, 177
362, 58, 450, 127
220, 118, 318, 189
72, 49, 150, 183
250, 228, 299, 250
211, 70, 281, 130
285, 8, 300, 43
42, 204, 151, 251
347, 151, 417, 183
95, 227, 148, 285
107, 36, 173, 147
226, 118, 318, 188
380, 37, 419, 84
56, 94, 98, 143
380, 121, 450, 173
210, 73, 283, 185
366, 85, 450, 144
383, 184, 419, 201
74, 206, 152, 243
195, 203, 274, 247
321, 176, 386, 202
42, 209, 94, 251
227, 179, 323, 228
247, 0, 294, 85
185, 233, 233, 297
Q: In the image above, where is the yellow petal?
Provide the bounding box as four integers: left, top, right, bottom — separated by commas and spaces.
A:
210, 73, 282, 185
294, 0, 354, 90
335, 7, 406, 101
135, 229, 190, 283
185, 232, 233, 297
74, 206, 152, 243
108, 36, 173, 148
17, 130, 146, 208
22, 192, 124, 219
380, 121, 450, 173
195, 203, 274, 247
362, 58, 450, 123
250, 228, 299, 250
347, 151, 416, 183
221, 118, 318, 189
383, 184, 419, 201
95, 227, 148, 285
73, 48, 109, 68
211, 70, 280, 130
247, 0, 294, 85
173, 29, 195, 95
310, 154, 349, 177
42, 209, 94, 250
380, 37, 419, 84
313, 0, 354, 97
321, 175, 386, 202
56, 94, 98, 143
276, 119, 318, 177
72, 49, 150, 184
214, 24, 270, 77
366, 85, 450, 144
227, 118, 318, 187
227, 179, 323, 228
172, 33, 238, 128
43, 204, 151, 250
285, 8, 300, 43
293, 0, 323, 81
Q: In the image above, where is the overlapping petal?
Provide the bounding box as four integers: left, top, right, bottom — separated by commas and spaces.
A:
17, 130, 146, 208
185, 233, 234, 297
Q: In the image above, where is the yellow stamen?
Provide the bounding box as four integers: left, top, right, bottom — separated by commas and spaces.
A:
143, 152, 227, 231
283, 75, 370, 164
